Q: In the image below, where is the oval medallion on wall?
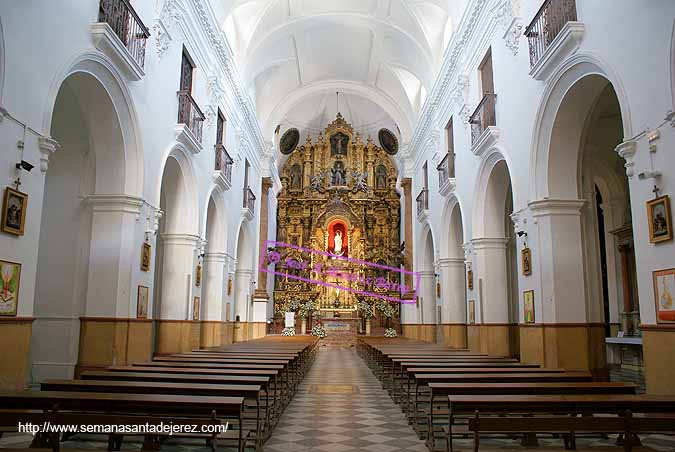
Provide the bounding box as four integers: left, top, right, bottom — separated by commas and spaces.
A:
279, 128, 300, 155
378, 128, 398, 155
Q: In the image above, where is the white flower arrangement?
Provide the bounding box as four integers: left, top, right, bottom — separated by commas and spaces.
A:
376, 300, 396, 318
384, 328, 397, 338
298, 300, 317, 319
356, 299, 374, 319
282, 326, 296, 336
311, 324, 326, 338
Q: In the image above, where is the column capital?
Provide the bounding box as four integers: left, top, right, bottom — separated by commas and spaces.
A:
529, 198, 586, 217
84, 194, 144, 215
472, 237, 508, 250
614, 140, 637, 177
203, 252, 228, 264
38, 136, 60, 173
437, 257, 465, 267
159, 233, 201, 246
261, 176, 273, 191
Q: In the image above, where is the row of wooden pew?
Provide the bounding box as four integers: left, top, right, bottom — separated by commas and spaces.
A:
0, 336, 318, 452
357, 337, 675, 452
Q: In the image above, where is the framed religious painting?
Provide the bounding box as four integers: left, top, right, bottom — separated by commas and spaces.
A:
647, 195, 672, 243
227, 276, 233, 296
140, 242, 151, 272
195, 264, 202, 287
523, 290, 535, 323
2, 187, 28, 236
468, 300, 475, 324
0, 260, 21, 316
467, 270, 474, 291
193, 296, 200, 321
136, 285, 149, 319
521, 247, 532, 276
653, 268, 675, 323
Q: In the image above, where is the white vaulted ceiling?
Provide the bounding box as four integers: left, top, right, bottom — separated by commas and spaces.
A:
212, 0, 468, 146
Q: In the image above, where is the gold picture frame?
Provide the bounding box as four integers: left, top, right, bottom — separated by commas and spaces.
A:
647, 195, 672, 243
653, 268, 675, 324
468, 299, 475, 324
2, 187, 28, 236
521, 247, 532, 276
523, 290, 535, 323
136, 285, 149, 319
140, 242, 151, 272
467, 270, 473, 291
193, 296, 200, 321
0, 260, 21, 316
227, 276, 233, 296
195, 264, 202, 287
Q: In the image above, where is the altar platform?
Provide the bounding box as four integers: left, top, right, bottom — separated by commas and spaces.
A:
321, 317, 360, 347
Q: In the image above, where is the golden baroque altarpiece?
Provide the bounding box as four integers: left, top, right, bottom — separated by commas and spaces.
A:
273, 114, 403, 324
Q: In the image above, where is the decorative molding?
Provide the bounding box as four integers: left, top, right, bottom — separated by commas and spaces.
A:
492, 0, 522, 55
439, 178, 456, 197
151, 19, 172, 59
471, 126, 501, 156
529, 198, 586, 217
529, 21, 586, 81
471, 237, 509, 250
503, 17, 523, 56
615, 140, 638, 177
90, 23, 145, 81
84, 194, 144, 217
174, 124, 202, 154
37, 137, 59, 173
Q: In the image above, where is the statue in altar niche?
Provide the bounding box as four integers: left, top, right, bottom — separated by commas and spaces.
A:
330, 132, 349, 156
331, 161, 347, 186
290, 164, 302, 190
352, 171, 369, 193
376, 165, 387, 189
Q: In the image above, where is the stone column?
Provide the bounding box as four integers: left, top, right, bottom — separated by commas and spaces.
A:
156, 233, 200, 354
254, 177, 272, 301
527, 199, 605, 372
400, 178, 419, 336
438, 257, 467, 348
201, 252, 227, 347
472, 237, 511, 356
234, 268, 254, 342
419, 270, 437, 342
76, 195, 155, 371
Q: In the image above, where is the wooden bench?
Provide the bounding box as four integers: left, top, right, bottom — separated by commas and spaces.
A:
0, 390, 248, 452
422, 382, 637, 451
446, 394, 675, 452
40, 379, 264, 451
468, 410, 675, 452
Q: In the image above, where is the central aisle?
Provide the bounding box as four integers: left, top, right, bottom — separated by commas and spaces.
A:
266, 347, 428, 452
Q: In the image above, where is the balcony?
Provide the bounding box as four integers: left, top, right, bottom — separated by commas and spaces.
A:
92, 0, 150, 81
174, 91, 205, 154
437, 152, 456, 197
213, 144, 233, 189
243, 187, 256, 221
525, 0, 584, 81
469, 93, 500, 156
416, 188, 429, 222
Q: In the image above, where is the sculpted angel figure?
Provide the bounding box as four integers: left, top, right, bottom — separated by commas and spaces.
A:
352, 171, 369, 193
310, 171, 324, 191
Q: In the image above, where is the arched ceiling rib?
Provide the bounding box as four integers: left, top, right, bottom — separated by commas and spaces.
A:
213, 0, 468, 152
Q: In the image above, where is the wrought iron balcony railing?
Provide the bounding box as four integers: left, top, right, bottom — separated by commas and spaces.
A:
177, 90, 205, 143
416, 189, 429, 217
98, 0, 150, 69
524, 0, 578, 68
437, 152, 455, 187
244, 187, 256, 213
215, 144, 233, 183
469, 93, 497, 145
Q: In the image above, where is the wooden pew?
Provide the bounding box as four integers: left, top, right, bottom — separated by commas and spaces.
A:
447, 394, 675, 452
422, 382, 637, 451
41, 379, 264, 451
0, 390, 248, 452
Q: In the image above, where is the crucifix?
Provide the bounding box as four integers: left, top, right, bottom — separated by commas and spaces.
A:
653, 184, 661, 199
12, 177, 21, 191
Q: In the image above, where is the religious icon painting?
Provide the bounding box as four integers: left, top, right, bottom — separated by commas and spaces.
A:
521, 247, 532, 276
653, 268, 675, 323
468, 300, 475, 324
227, 276, 233, 296
2, 187, 28, 236
193, 296, 200, 321
523, 290, 535, 324
0, 260, 21, 316
647, 195, 672, 243
195, 264, 202, 287
136, 285, 149, 319
467, 270, 474, 291
140, 242, 151, 272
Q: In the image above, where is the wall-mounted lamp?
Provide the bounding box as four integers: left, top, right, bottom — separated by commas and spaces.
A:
516, 230, 527, 238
